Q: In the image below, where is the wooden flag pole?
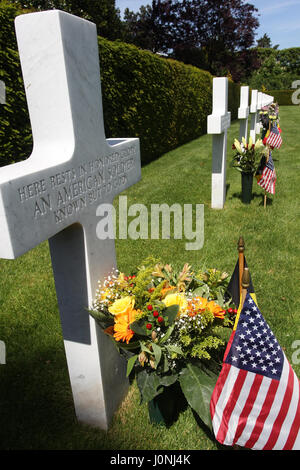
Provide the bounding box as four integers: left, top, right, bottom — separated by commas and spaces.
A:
238, 236, 245, 299
241, 267, 250, 310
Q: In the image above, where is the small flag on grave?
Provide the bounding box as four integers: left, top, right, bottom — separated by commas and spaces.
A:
257, 152, 277, 195
264, 124, 282, 149
210, 293, 300, 450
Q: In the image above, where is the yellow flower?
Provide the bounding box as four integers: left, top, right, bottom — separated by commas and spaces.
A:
234, 139, 242, 154
162, 292, 188, 313
108, 296, 135, 316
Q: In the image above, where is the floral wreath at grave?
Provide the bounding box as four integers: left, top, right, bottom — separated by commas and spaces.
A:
89, 257, 237, 429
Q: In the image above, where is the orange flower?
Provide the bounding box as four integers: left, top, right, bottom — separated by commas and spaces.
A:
113, 308, 138, 344
206, 300, 226, 319
186, 296, 225, 319
103, 325, 114, 336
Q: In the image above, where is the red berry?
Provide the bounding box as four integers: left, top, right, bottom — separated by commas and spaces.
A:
157, 316, 164, 323
124, 276, 128, 281
153, 310, 159, 317
233, 309, 238, 314
228, 308, 233, 314
146, 323, 152, 330
147, 305, 153, 311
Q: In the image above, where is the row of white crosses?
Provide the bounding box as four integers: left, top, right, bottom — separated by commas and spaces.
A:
207, 77, 273, 209
0, 10, 141, 429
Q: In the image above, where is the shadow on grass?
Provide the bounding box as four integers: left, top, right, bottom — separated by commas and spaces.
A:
147, 382, 188, 429
0, 348, 79, 449
192, 411, 250, 451
230, 191, 273, 206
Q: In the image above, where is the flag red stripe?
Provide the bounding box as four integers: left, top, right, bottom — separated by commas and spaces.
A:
216, 369, 248, 443
283, 379, 300, 450
210, 363, 231, 420
263, 365, 294, 450
233, 373, 264, 445
223, 330, 235, 361
244, 379, 279, 448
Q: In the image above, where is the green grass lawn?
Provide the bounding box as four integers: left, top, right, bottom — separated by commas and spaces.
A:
0, 106, 299, 450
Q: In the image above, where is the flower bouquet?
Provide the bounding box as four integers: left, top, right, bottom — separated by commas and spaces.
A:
259, 102, 280, 141
231, 137, 268, 204
89, 257, 237, 430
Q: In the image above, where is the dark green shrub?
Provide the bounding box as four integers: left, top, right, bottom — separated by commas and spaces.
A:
0, 1, 33, 166
267, 89, 297, 106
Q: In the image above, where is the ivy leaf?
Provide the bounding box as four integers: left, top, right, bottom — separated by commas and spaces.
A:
179, 362, 219, 431
136, 369, 178, 403
136, 369, 164, 403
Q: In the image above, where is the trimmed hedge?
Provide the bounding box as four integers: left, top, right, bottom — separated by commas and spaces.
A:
0, 1, 33, 166
0, 3, 241, 166
267, 89, 297, 106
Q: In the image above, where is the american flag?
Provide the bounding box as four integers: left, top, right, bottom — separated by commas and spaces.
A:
210, 293, 300, 450
266, 124, 282, 149
257, 153, 276, 195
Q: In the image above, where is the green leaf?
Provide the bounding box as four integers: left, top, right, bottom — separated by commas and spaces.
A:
151, 342, 162, 368
159, 324, 175, 344
126, 354, 139, 377
136, 369, 164, 403
179, 362, 219, 431
166, 344, 183, 356
192, 285, 209, 298
136, 369, 178, 403
130, 318, 148, 336
164, 304, 179, 325
140, 342, 153, 354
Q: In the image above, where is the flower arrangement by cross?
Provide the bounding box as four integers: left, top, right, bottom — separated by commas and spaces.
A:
259, 102, 280, 138
89, 257, 237, 430
231, 137, 268, 175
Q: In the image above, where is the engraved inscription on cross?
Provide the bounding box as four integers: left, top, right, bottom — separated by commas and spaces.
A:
0, 10, 141, 429
207, 77, 231, 209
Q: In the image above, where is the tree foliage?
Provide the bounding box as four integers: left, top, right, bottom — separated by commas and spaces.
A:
123, 0, 260, 82
7, 0, 123, 39
256, 33, 279, 50
248, 47, 300, 90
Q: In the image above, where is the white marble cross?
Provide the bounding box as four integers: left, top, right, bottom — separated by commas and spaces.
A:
249, 89, 258, 142
207, 77, 231, 209
256, 91, 263, 135
0, 10, 141, 429
238, 86, 249, 141
262, 93, 274, 107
